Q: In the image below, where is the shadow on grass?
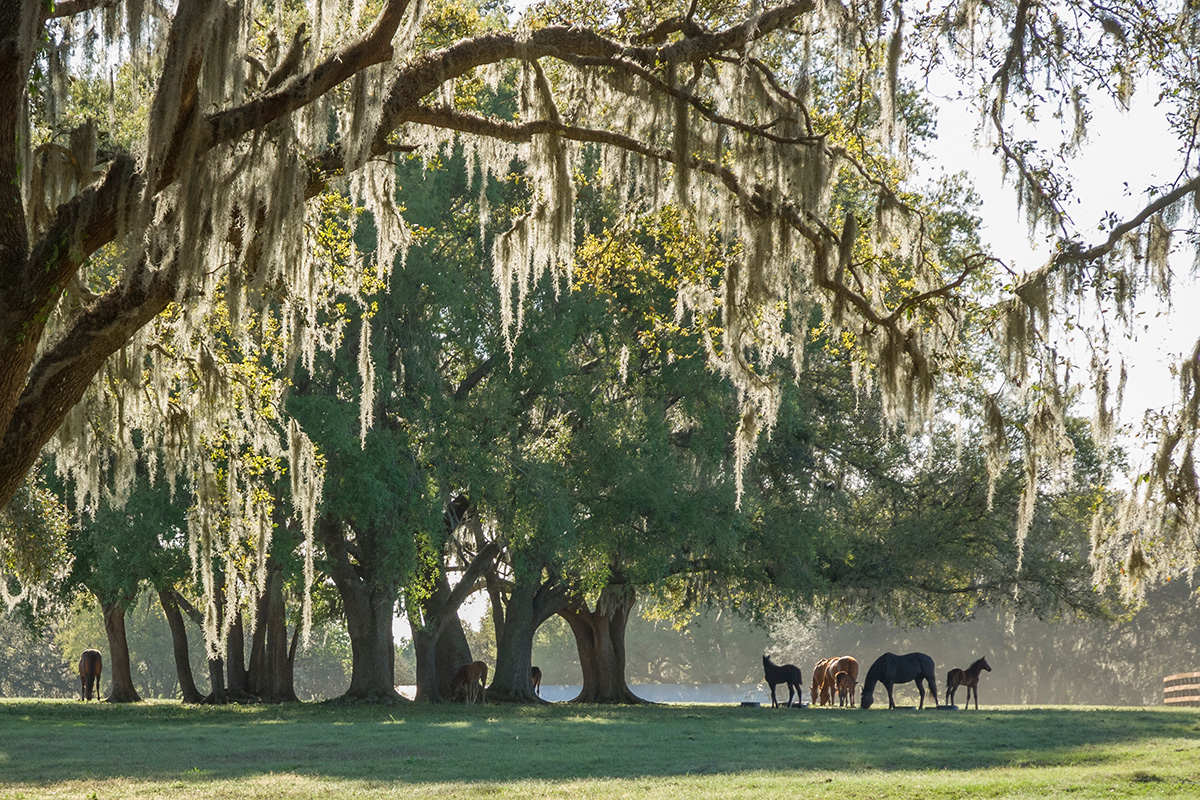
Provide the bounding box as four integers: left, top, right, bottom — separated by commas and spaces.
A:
1, 700, 1198, 785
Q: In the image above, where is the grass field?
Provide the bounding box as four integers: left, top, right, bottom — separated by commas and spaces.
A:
2, 700, 1198, 799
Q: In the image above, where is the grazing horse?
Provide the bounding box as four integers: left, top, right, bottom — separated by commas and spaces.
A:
531, 666, 542, 696
762, 654, 804, 708
860, 652, 939, 709
828, 655, 859, 705
834, 670, 856, 707
811, 658, 833, 706
78, 649, 103, 701
452, 661, 488, 704
946, 657, 992, 709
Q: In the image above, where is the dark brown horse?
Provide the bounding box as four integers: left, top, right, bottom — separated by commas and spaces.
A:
763, 654, 804, 708
531, 666, 542, 696
946, 656, 991, 709
78, 649, 103, 701
860, 652, 939, 709
452, 661, 488, 704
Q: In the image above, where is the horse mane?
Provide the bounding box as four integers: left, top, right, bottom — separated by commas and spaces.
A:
861, 652, 890, 692
968, 657, 988, 671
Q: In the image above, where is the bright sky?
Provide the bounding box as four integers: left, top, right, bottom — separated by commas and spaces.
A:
926, 75, 1198, 471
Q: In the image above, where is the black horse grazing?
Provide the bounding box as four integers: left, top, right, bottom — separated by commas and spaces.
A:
762, 654, 804, 708
946, 656, 991, 709
78, 649, 103, 701
860, 652, 939, 709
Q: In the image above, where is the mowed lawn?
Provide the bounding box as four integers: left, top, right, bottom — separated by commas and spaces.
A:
1, 700, 1198, 799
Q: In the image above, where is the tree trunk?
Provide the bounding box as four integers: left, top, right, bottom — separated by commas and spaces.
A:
247, 582, 269, 696
263, 564, 298, 702
101, 600, 142, 703
411, 574, 473, 703
158, 588, 204, 703
559, 582, 643, 704
172, 591, 227, 704
246, 562, 297, 702
226, 610, 255, 701
203, 657, 226, 704
490, 563, 567, 703
320, 516, 403, 703
343, 579, 399, 701
409, 541, 501, 703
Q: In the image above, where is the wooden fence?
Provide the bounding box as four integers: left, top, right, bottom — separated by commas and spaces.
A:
1163, 672, 1200, 706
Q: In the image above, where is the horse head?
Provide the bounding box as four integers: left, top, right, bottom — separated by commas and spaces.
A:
860, 689, 874, 709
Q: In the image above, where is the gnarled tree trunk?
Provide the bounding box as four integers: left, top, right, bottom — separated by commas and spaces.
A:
410, 540, 501, 702
320, 515, 403, 703
489, 560, 566, 703
101, 600, 142, 703
559, 581, 643, 704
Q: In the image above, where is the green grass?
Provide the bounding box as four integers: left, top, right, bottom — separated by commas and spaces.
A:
2, 700, 1198, 798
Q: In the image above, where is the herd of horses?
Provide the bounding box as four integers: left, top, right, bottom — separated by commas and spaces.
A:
76, 644, 990, 708
764, 652, 992, 710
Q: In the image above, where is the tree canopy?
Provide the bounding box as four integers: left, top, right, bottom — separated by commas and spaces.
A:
3, 0, 1199, 659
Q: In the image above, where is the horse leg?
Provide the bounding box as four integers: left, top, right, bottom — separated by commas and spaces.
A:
885, 682, 896, 709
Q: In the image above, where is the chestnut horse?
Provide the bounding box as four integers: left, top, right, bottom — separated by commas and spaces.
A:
828, 655, 859, 705
860, 652, 939, 709
762, 654, 804, 708
946, 656, 991, 709
78, 649, 103, 701
811, 658, 833, 706
531, 666, 542, 696
452, 661, 488, 704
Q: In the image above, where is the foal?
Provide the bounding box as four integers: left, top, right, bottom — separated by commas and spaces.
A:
946, 657, 991, 709
762, 654, 804, 708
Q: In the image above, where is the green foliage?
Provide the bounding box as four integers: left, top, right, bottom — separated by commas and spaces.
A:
0, 611, 75, 698
0, 471, 71, 605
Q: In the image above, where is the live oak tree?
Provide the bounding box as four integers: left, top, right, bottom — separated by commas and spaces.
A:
5, 0, 1198, 642
0, 0, 979, 600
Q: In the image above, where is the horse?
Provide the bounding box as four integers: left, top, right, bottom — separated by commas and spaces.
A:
451, 661, 488, 704
827, 655, 859, 705
860, 652, 939, 709
811, 658, 833, 706
78, 649, 103, 701
762, 654, 804, 708
531, 665, 542, 696
946, 656, 991, 709
834, 670, 856, 707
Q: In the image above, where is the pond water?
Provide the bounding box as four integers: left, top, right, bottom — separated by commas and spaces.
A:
397, 683, 809, 705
